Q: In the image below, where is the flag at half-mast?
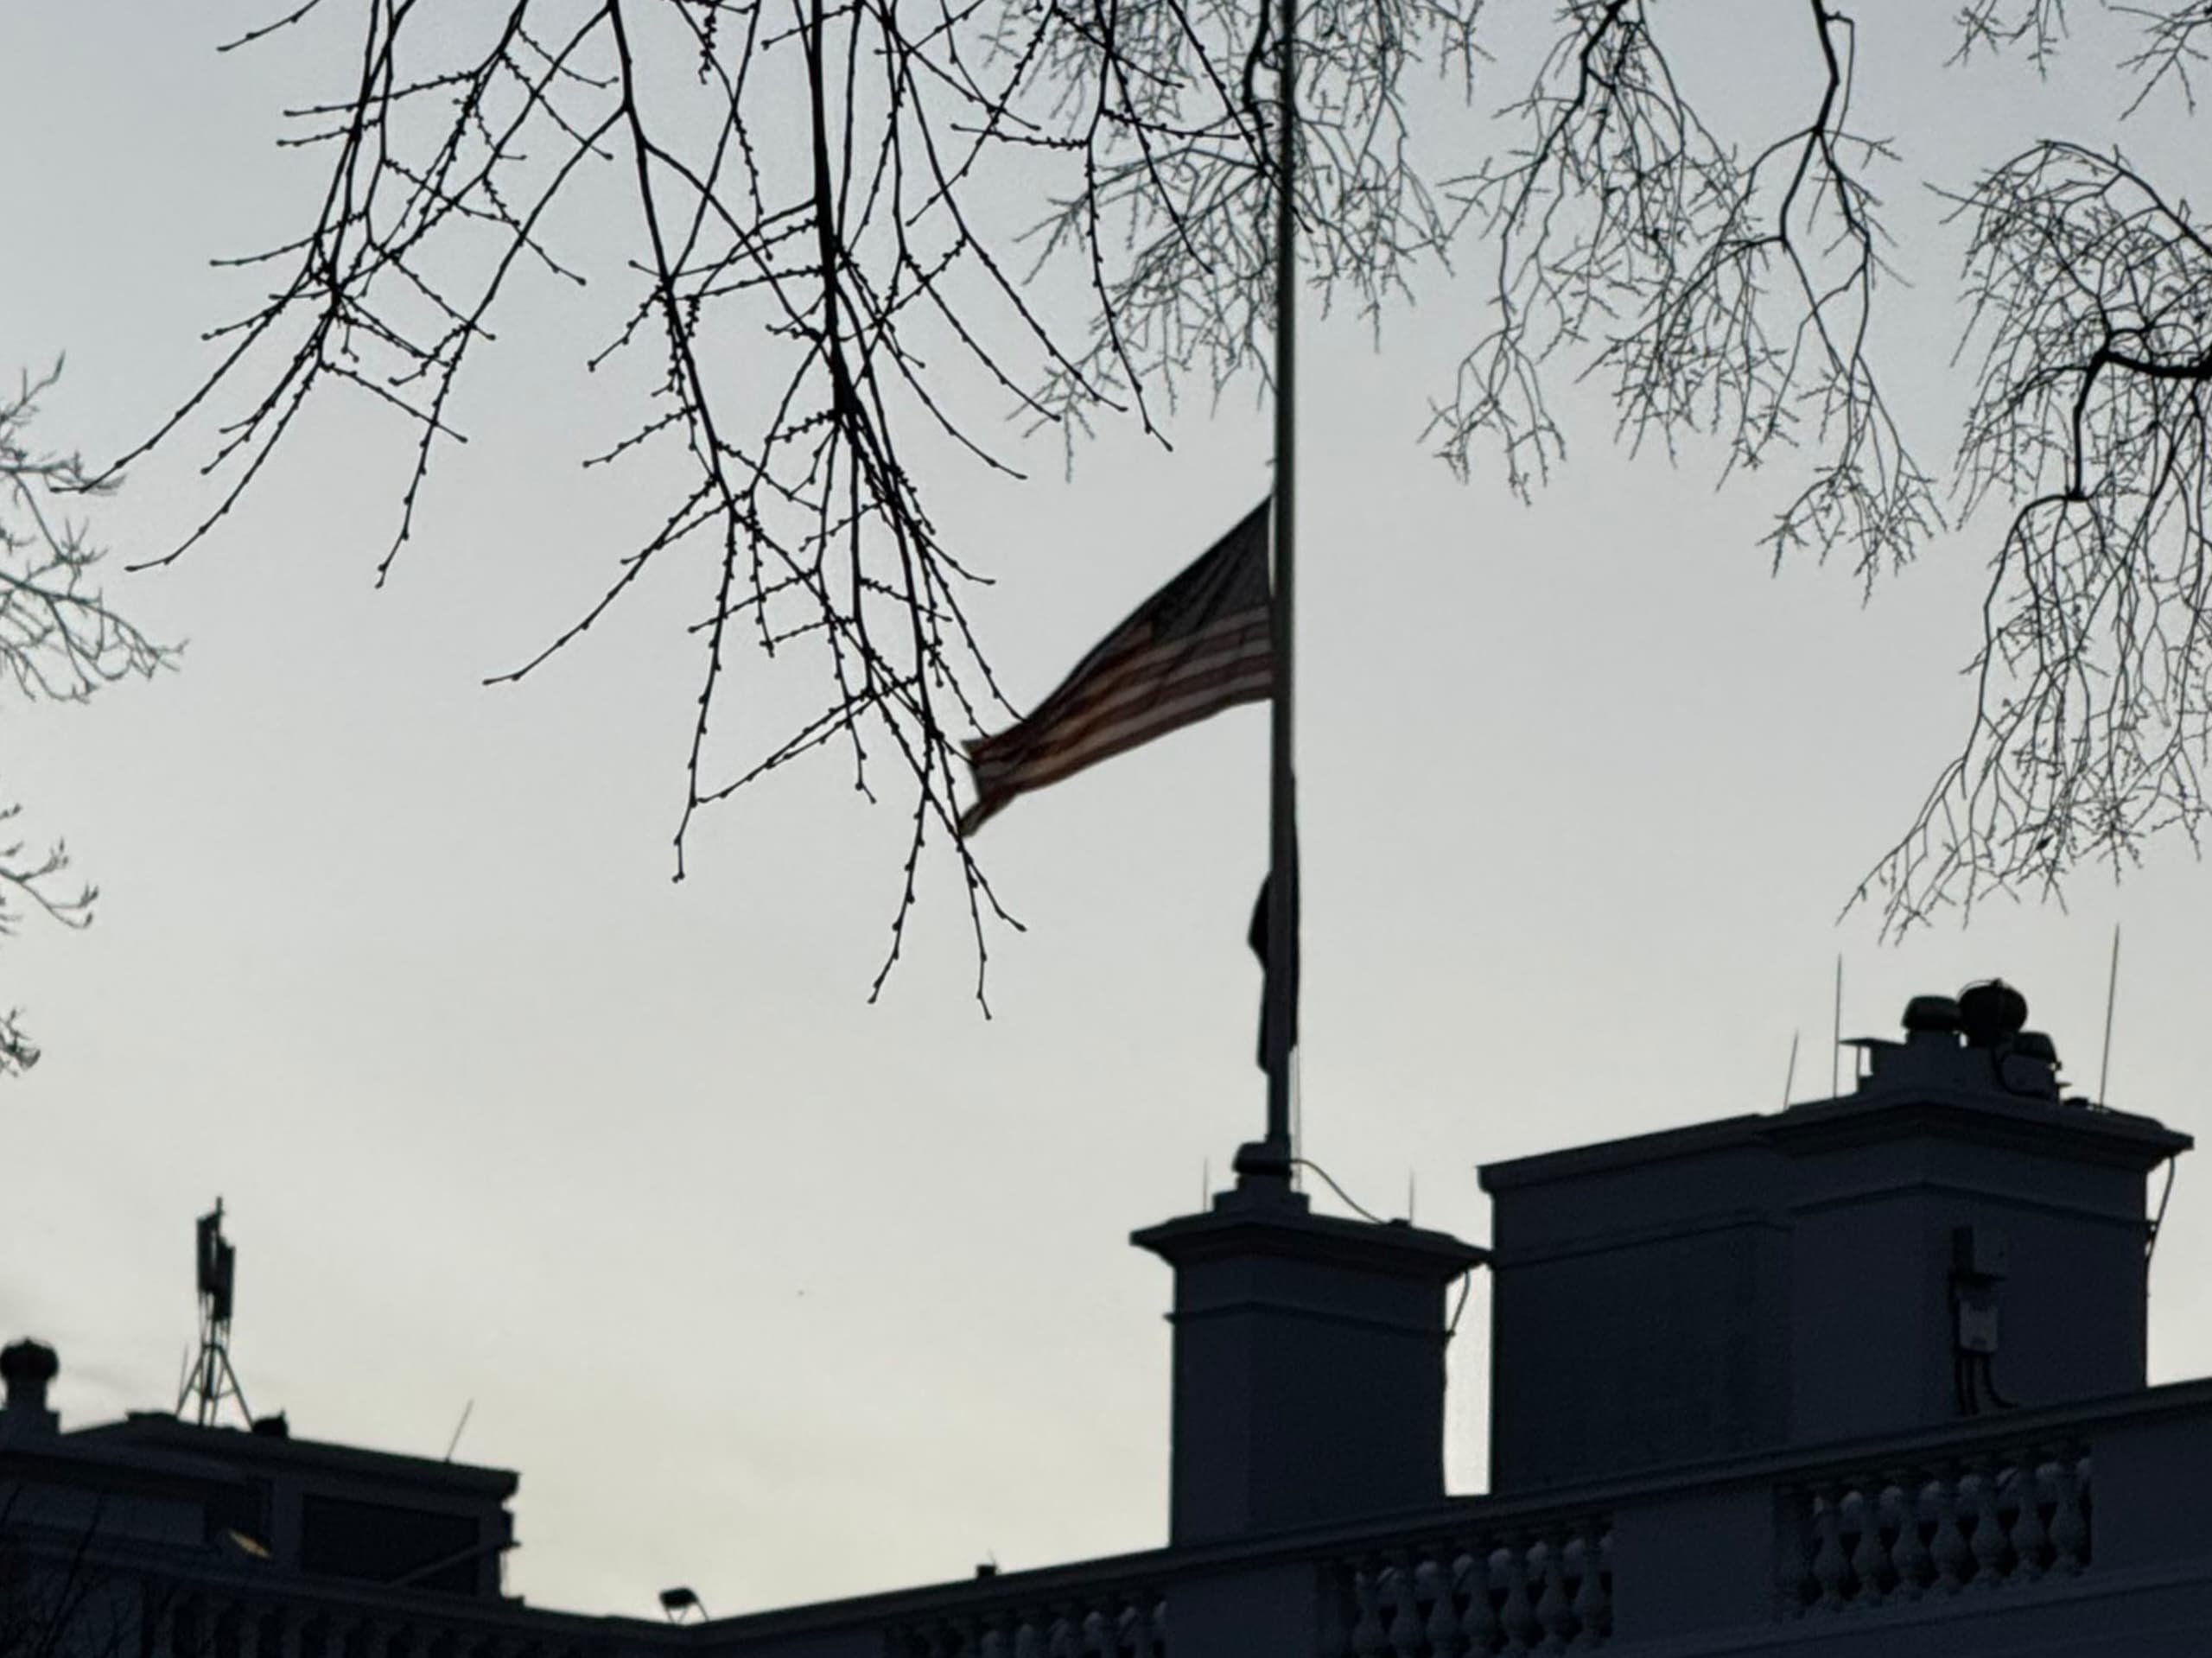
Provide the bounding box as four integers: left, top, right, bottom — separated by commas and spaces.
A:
959, 502, 1273, 835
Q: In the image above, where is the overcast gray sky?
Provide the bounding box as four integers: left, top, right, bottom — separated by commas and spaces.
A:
5, 0, 2210, 1622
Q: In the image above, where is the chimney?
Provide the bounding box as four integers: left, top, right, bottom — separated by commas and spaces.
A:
1134, 1165, 1486, 1544
1, 1338, 60, 1441
1481, 981, 2192, 1490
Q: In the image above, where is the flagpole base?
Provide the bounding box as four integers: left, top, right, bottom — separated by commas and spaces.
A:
1231, 1137, 1294, 1199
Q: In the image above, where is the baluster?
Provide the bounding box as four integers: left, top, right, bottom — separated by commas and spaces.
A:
1079, 1607, 1111, 1658
1458, 1546, 1500, 1657
2049, 1445, 2088, 1573
1048, 1607, 1080, 1658
1418, 1557, 1462, 1658
1886, 1471, 1930, 1600
1967, 1457, 2010, 1587
1351, 1560, 1388, 1658
194, 1598, 228, 1658
1774, 1489, 1811, 1619
1316, 1566, 1355, 1658
1387, 1552, 1422, 1658
1569, 1521, 1610, 1650
2008, 1452, 2050, 1581
1929, 1464, 1969, 1594
1810, 1484, 1848, 1611
1497, 1536, 1538, 1656
136, 1583, 165, 1658
978, 1611, 1010, 1658
1848, 1482, 1889, 1608
1533, 1531, 1571, 1653
2078, 1456, 2094, 1519
1012, 1610, 1045, 1658
150, 1594, 187, 1658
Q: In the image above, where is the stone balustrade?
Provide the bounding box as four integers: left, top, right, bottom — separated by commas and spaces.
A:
887, 1584, 1165, 1658
132, 1579, 641, 1658
1777, 1441, 2092, 1614
1316, 1520, 1613, 1655
15, 1378, 2212, 1658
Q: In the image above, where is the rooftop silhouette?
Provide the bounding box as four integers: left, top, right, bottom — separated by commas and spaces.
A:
5, 981, 2208, 1655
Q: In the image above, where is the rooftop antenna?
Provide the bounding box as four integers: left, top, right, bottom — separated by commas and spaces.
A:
1831, 956, 1845, 1096
1783, 1030, 1801, 1108
444, 1397, 476, 1463
176, 1199, 253, 1428
2099, 924, 2123, 1103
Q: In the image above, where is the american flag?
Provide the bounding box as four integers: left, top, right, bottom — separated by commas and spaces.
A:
960, 502, 1273, 835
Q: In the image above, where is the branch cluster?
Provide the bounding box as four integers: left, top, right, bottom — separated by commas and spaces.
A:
115, 0, 2212, 963
1869, 141, 2212, 923
0, 368, 174, 1074
1435, 0, 1937, 583
133, 0, 1481, 994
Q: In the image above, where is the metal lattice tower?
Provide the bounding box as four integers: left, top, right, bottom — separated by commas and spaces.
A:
176, 1199, 253, 1428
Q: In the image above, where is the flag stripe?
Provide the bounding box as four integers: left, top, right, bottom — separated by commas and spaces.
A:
960, 502, 1272, 833
970, 616, 1270, 773
976, 648, 1271, 781
991, 667, 1273, 795
976, 535, 1268, 749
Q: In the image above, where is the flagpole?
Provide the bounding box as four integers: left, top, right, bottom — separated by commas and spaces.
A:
1255, 0, 1300, 1178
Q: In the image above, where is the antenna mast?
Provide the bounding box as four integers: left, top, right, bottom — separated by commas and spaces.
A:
177, 1199, 254, 1428
2099, 924, 2122, 1103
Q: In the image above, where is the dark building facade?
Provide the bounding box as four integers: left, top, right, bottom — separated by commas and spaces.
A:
6, 984, 2209, 1655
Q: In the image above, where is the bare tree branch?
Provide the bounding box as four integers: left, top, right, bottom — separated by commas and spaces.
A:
120, 0, 1481, 997
1860, 142, 2212, 928
0, 366, 175, 1075
1433, 1, 1940, 585
104, 2, 2212, 967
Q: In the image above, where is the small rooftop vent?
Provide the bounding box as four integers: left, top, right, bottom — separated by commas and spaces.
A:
1845, 980, 2067, 1102
1, 1338, 60, 1439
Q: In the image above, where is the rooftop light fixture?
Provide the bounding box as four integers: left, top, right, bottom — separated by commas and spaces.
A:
659, 1587, 707, 1623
